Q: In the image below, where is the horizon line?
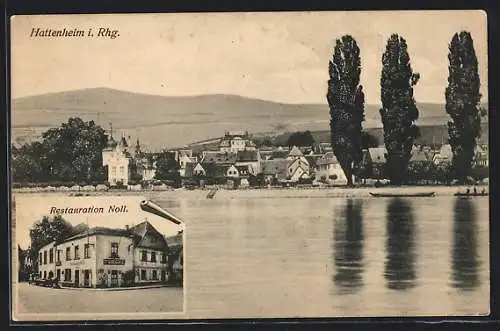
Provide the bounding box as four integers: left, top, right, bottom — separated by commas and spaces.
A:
11, 86, 482, 106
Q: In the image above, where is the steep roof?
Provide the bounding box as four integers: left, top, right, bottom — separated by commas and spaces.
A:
202, 151, 237, 164
439, 144, 453, 158
59, 227, 134, 244
316, 152, 340, 166
288, 146, 304, 157
261, 159, 288, 176
165, 232, 183, 254
129, 221, 169, 250
409, 150, 430, 163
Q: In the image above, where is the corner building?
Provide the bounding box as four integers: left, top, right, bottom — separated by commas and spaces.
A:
36, 221, 171, 288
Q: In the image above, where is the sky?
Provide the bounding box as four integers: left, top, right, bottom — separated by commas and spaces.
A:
14, 195, 185, 250
11, 11, 488, 104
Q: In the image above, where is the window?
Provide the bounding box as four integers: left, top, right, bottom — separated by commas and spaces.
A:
74, 245, 80, 260
43, 271, 47, 279
111, 242, 119, 258
84, 244, 90, 258
43, 251, 47, 265
120, 166, 124, 176
66, 247, 71, 260
151, 252, 156, 262
152, 270, 157, 280
56, 250, 61, 262
49, 248, 54, 263
141, 250, 147, 262
161, 253, 167, 263
141, 269, 147, 280
64, 269, 72, 281
39, 252, 42, 264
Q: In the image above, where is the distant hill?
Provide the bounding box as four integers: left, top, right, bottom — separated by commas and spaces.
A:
271, 124, 489, 147
11, 87, 488, 150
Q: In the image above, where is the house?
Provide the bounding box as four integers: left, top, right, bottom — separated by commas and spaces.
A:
102, 135, 131, 186
219, 130, 257, 153
178, 154, 198, 177
368, 147, 387, 165
18, 246, 33, 282
35, 221, 172, 288
409, 150, 431, 164
201, 151, 237, 165
165, 232, 183, 284
315, 152, 348, 185
261, 159, 288, 183
474, 145, 488, 167
235, 150, 261, 175
226, 165, 240, 178
433, 144, 453, 166
286, 146, 310, 182
173, 149, 193, 163
318, 142, 333, 154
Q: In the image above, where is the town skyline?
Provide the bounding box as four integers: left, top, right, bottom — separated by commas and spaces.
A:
11, 11, 488, 104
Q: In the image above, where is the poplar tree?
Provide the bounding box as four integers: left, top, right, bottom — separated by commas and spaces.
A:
379, 34, 420, 185
445, 31, 482, 183
327, 35, 365, 186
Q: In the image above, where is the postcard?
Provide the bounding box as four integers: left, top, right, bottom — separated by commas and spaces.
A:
12, 195, 185, 321
10, 10, 489, 321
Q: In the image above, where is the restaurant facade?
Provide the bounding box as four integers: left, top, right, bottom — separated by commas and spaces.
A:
36, 221, 171, 288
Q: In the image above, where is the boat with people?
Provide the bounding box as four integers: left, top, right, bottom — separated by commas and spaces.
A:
369, 191, 436, 198
454, 187, 488, 197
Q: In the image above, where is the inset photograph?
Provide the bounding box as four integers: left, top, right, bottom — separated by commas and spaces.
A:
13, 196, 185, 321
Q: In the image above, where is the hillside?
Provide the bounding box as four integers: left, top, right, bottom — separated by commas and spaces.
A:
11, 87, 488, 150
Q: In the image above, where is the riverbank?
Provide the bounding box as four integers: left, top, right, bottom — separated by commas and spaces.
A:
12, 184, 488, 198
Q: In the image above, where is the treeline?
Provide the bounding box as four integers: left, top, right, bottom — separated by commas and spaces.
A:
12, 118, 108, 185
28, 215, 90, 272
327, 32, 486, 185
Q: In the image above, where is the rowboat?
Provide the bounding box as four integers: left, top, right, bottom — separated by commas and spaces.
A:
454, 192, 488, 197
369, 192, 435, 198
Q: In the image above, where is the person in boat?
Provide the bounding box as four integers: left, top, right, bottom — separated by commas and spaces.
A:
473, 187, 477, 194
466, 188, 470, 194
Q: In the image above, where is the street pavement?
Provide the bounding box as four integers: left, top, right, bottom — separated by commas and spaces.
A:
15, 282, 184, 314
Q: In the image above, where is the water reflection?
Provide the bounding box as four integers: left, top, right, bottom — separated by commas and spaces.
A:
384, 198, 417, 291
333, 199, 364, 294
451, 197, 480, 291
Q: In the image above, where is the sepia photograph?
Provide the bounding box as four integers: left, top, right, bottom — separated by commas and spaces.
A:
10, 10, 489, 319
12, 196, 185, 321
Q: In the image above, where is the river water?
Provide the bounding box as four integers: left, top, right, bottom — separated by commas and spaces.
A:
12, 190, 489, 319
144, 191, 490, 318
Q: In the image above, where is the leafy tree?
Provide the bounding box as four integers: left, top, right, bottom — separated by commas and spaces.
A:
248, 173, 266, 187
445, 31, 483, 183
380, 34, 421, 185
327, 35, 365, 186
286, 131, 315, 147
28, 215, 73, 271
12, 117, 108, 184
12, 142, 48, 182
154, 151, 181, 184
